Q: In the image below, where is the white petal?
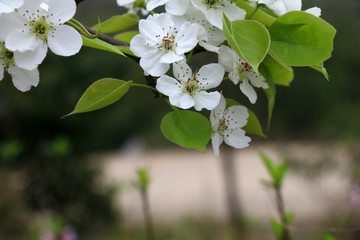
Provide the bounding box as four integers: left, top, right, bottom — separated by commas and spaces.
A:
173, 61, 192, 81
156, 75, 182, 96
140, 50, 169, 76
218, 45, 236, 72
223, 2, 246, 22
224, 105, 249, 128
130, 34, 152, 57
176, 93, 195, 109
224, 128, 251, 149
175, 22, 199, 54
48, 25, 82, 56
117, 0, 136, 6
210, 95, 226, 128
160, 52, 183, 64
305, 7, 321, 17
282, 0, 301, 12
165, 0, 189, 15
0, 0, 24, 13
13, 44, 47, 70
146, 0, 169, 11
138, 18, 164, 45
5, 29, 39, 52
197, 63, 224, 89
47, 0, 77, 24
8, 65, 39, 92
204, 8, 223, 30
199, 41, 220, 53
240, 79, 257, 104
228, 70, 240, 84
193, 91, 221, 111
247, 71, 268, 89
211, 132, 223, 157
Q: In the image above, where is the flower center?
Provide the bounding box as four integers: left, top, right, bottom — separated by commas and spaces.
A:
29, 16, 54, 42
236, 60, 253, 79
183, 76, 200, 96
0, 42, 14, 70
217, 118, 228, 136
202, 0, 223, 8
158, 34, 176, 53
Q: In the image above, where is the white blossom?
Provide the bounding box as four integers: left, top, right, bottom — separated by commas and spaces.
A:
130, 13, 202, 77
0, 42, 39, 92
0, 0, 24, 14
2, 0, 82, 70
218, 45, 268, 104
156, 61, 224, 110
256, 0, 321, 17
184, 5, 225, 52
191, 0, 246, 30
147, 0, 190, 16
210, 95, 251, 157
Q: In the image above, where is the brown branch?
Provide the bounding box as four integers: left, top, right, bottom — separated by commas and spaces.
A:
84, 26, 129, 47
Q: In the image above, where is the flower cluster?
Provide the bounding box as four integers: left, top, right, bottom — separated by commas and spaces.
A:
0, 0, 82, 92
119, 0, 323, 156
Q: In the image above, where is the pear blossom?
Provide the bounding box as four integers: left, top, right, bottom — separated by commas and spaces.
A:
184, 5, 225, 52
3, 0, 82, 69
191, 0, 246, 30
0, 0, 24, 14
130, 13, 203, 77
218, 45, 268, 104
156, 61, 224, 110
146, 0, 190, 16
0, 42, 39, 92
256, 0, 321, 17
210, 95, 251, 157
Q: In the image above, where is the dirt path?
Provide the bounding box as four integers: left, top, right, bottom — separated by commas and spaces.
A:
98, 142, 353, 225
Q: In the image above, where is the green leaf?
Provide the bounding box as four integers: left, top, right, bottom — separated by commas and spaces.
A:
285, 212, 295, 224
114, 31, 139, 44
64, 78, 132, 117
270, 219, 284, 239
261, 53, 294, 86
310, 63, 330, 81
269, 11, 336, 66
117, 46, 136, 57
260, 153, 277, 183
82, 36, 126, 56
323, 233, 337, 240
225, 99, 266, 138
160, 110, 212, 152
223, 14, 270, 73
92, 14, 139, 34
135, 168, 151, 192
259, 64, 276, 129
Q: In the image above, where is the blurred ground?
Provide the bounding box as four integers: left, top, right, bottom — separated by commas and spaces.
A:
97, 141, 354, 227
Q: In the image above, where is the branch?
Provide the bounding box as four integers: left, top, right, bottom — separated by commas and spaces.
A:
84, 26, 129, 47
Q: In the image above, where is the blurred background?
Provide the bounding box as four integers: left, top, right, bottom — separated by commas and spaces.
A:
0, 0, 359, 239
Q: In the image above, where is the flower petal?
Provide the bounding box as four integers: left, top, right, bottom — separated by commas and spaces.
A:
224, 128, 251, 149
8, 65, 39, 92
48, 25, 82, 56
0, 0, 24, 13
146, 0, 169, 11
305, 7, 321, 17
140, 49, 169, 76
197, 63, 224, 89
211, 132, 223, 157
193, 91, 221, 111
247, 71, 268, 89
130, 34, 152, 57
218, 45, 236, 72
175, 22, 200, 54
172, 93, 194, 109
223, 2, 246, 22
240, 79, 257, 104
210, 95, 226, 128
5, 29, 39, 52
160, 51, 183, 63
156, 75, 182, 96
0, 59, 4, 80
47, 0, 77, 24
173, 61, 192, 81
224, 105, 249, 128
165, 0, 189, 16
13, 44, 47, 70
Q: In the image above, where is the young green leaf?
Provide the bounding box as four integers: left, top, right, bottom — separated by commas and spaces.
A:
223, 14, 271, 73
270, 219, 284, 239
135, 168, 151, 192
64, 78, 132, 117
114, 31, 140, 44
160, 110, 212, 152
310, 63, 330, 81
82, 36, 126, 56
323, 233, 337, 240
259, 65, 276, 130
92, 14, 139, 34
269, 11, 336, 66
261, 54, 294, 87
